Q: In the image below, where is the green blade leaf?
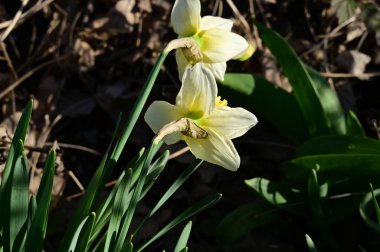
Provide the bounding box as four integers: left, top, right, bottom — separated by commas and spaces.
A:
219, 74, 309, 142
305, 234, 318, 252
346, 111, 365, 136
25, 150, 56, 252
174, 221, 192, 252
295, 135, 380, 157
1, 100, 32, 191
104, 168, 133, 251
360, 187, 380, 232
68, 212, 96, 252
113, 142, 159, 251
133, 159, 203, 237
220, 73, 255, 95
369, 183, 380, 225
252, 20, 345, 136
215, 202, 279, 246
136, 193, 222, 252
308, 168, 322, 215
8, 154, 29, 252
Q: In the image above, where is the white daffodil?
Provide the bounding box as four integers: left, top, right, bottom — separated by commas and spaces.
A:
144, 63, 257, 171
171, 0, 249, 81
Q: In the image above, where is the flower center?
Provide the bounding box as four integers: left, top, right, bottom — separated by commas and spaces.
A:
186, 110, 204, 120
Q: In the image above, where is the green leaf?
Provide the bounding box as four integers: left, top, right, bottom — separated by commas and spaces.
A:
25, 150, 56, 252
360, 187, 380, 232
220, 74, 309, 142
113, 142, 159, 251
215, 202, 279, 246
295, 135, 380, 157
104, 168, 133, 251
68, 212, 96, 252
245, 177, 302, 205
9, 154, 29, 252
284, 154, 380, 192
346, 111, 365, 136
0, 100, 32, 192
305, 234, 318, 252
308, 168, 323, 215
370, 183, 380, 225
220, 73, 255, 95
174, 221, 192, 252
133, 159, 203, 237
252, 20, 345, 136
136, 193, 222, 252
306, 66, 346, 135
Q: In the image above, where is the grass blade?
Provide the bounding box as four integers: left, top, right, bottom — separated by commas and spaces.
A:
24, 150, 56, 252
174, 221, 192, 252
305, 234, 318, 252
68, 212, 96, 252
9, 154, 29, 252
369, 183, 380, 225
136, 193, 222, 252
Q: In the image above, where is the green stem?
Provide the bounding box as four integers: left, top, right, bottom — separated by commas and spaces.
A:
111, 51, 169, 161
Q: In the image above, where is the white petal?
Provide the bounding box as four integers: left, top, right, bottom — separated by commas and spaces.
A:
144, 101, 183, 144
200, 16, 233, 31
176, 63, 217, 117
200, 28, 249, 63
202, 106, 258, 139
171, 0, 201, 36
204, 62, 226, 81
175, 49, 189, 80
184, 128, 240, 171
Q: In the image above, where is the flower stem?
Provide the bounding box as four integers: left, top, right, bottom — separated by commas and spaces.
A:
110, 50, 168, 161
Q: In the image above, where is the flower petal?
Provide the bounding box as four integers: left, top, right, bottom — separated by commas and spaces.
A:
203, 106, 258, 139
200, 16, 233, 31
175, 49, 189, 80
171, 0, 201, 36
204, 62, 226, 81
200, 28, 249, 63
184, 128, 240, 171
176, 63, 217, 117
144, 101, 183, 144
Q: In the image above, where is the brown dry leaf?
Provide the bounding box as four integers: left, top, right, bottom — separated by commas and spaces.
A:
336, 50, 371, 79
88, 0, 138, 41
346, 21, 367, 42
74, 38, 96, 71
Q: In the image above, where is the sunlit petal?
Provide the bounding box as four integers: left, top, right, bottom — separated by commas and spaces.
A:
176, 63, 217, 116
203, 62, 227, 81
175, 49, 189, 80
184, 128, 240, 171
200, 16, 233, 31
171, 0, 201, 36
200, 29, 248, 63
203, 106, 258, 139
144, 101, 183, 144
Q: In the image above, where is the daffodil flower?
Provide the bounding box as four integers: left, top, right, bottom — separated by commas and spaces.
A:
144, 63, 257, 171
171, 0, 249, 81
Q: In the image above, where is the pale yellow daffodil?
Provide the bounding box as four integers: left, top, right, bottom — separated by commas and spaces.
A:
171, 0, 249, 81
144, 63, 257, 171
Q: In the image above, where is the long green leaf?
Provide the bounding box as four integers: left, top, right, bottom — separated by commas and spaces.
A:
24, 150, 56, 252
68, 213, 96, 252
1, 100, 32, 191
133, 159, 203, 237
215, 202, 279, 246
346, 111, 365, 136
305, 234, 318, 252
219, 74, 308, 142
174, 221, 192, 252
113, 142, 159, 251
9, 154, 29, 252
104, 168, 133, 251
308, 168, 323, 215
360, 187, 380, 232
136, 193, 222, 252
295, 135, 380, 157
252, 20, 345, 136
